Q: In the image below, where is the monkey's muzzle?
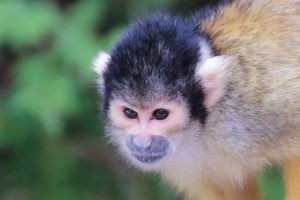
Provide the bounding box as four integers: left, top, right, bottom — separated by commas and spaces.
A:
126, 135, 169, 163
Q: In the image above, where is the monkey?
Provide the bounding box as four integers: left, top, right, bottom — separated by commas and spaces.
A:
93, 0, 300, 199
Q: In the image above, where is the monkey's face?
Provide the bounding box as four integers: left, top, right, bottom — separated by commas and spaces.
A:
107, 98, 190, 168
94, 15, 231, 171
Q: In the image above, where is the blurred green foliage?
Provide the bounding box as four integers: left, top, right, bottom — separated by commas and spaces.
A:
0, 0, 284, 199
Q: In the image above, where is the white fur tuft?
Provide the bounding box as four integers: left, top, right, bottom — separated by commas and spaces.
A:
93, 51, 111, 93
93, 51, 111, 75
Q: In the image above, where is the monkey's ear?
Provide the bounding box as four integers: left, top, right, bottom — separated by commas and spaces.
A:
195, 55, 231, 108
93, 51, 111, 93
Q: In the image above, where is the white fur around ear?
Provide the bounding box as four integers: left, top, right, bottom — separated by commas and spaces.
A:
93, 51, 111, 75
195, 55, 231, 108
93, 51, 111, 93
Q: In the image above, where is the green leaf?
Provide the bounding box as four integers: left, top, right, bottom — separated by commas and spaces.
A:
8, 55, 80, 135
0, 0, 60, 49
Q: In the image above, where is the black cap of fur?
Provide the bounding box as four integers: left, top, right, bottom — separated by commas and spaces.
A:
103, 15, 207, 123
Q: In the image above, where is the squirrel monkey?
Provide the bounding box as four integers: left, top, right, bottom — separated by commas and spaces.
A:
93, 0, 300, 199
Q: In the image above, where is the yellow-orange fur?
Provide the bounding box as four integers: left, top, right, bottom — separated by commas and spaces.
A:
284, 157, 300, 200
201, 0, 299, 57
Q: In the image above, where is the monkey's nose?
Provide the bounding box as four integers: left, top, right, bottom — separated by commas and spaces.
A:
126, 135, 169, 163
132, 135, 153, 148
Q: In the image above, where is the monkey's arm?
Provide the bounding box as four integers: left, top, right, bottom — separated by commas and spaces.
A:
284, 157, 300, 200
189, 176, 260, 200
228, 176, 260, 200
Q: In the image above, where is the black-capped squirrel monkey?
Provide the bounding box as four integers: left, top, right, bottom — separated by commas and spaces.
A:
93, 0, 300, 199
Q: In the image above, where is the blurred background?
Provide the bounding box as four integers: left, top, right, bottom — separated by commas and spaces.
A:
0, 0, 284, 200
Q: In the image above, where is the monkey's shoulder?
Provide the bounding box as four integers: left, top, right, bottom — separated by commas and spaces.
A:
200, 0, 300, 55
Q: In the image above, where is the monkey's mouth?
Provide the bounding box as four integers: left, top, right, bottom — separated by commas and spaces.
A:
131, 152, 166, 163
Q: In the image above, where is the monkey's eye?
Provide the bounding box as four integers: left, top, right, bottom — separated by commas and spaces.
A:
123, 108, 138, 119
152, 109, 169, 120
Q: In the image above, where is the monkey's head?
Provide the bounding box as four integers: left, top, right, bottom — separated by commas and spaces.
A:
94, 15, 231, 171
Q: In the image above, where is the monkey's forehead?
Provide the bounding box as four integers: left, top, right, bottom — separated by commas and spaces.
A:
111, 92, 178, 105
109, 91, 184, 109
104, 61, 193, 96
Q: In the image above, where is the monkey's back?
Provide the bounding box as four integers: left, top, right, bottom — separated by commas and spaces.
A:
201, 0, 300, 112
201, 0, 300, 57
